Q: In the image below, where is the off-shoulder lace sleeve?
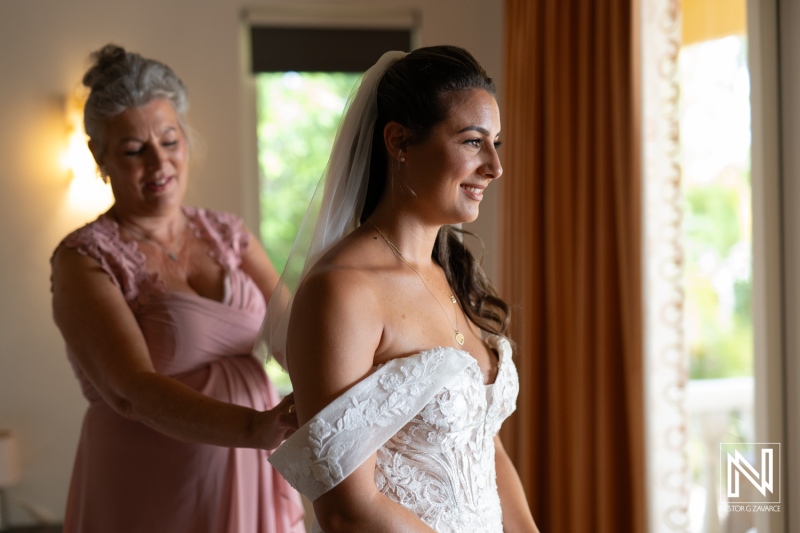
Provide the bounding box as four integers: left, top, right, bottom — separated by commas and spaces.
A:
269, 348, 473, 501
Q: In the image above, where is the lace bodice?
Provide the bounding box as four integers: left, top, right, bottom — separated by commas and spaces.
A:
270, 336, 518, 533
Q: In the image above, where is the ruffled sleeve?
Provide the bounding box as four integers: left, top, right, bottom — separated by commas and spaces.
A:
184, 207, 250, 271
50, 214, 152, 304
268, 348, 473, 501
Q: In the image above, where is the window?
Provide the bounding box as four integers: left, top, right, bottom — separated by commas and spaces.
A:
679, 4, 754, 531
643, 0, 756, 531
245, 13, 415, 390
255, 72, 360, 273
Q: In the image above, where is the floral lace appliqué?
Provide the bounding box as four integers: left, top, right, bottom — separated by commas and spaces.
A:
270, 337, 518, 533
297, 351, 450, 489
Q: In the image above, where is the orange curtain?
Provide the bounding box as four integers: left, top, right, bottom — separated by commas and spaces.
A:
500, 1, 646, 532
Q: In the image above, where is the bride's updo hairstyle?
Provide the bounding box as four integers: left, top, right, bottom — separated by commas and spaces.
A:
82, 44, 191, 163
362, 45, 511, 336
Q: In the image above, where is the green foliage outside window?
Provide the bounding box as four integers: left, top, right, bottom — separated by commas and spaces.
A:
256, 71, 361, 273
684, 173, 753, 378
680, 36, 753, 380
255, 71, 361, 392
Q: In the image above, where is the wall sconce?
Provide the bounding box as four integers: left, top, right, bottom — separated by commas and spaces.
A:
62, 91, 114, 214
0, 430, 21, 531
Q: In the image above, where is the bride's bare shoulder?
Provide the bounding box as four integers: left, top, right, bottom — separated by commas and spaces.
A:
325, 225, 389, 264
294, 230, 391, 309
309, 228, 391, 277
288, 231, 390, 361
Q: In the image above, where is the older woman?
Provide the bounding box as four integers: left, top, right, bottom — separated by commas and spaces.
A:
50, 45, 304, 533
260, 46, 539, 532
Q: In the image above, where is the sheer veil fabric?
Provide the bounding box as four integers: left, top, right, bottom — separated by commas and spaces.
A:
254, 51, 407, 366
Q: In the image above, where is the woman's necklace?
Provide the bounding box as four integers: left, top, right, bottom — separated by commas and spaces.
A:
122, 224, 183, 263
368, 220, 465, 346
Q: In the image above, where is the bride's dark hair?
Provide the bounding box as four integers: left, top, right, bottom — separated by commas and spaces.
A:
360, 45, 510, 336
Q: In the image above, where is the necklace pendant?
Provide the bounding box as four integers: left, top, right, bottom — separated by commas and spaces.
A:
167, 252, 179, 262
450, 295, 457, 304
455, 331, 465, 346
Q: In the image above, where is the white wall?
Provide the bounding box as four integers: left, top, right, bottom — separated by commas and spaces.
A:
0, 0, 504, 525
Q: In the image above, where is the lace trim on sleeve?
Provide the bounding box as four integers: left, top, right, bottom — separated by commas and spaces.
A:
185, 207, 249, 270
51, 215, 154, 304
268, 348, 473, 501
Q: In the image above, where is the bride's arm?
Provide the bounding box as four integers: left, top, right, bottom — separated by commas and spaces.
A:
494, 436, 540, 532
287, 268, 436, 533
313, 457, 437, 532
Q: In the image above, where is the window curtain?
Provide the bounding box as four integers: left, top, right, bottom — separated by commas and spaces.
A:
499, 1, 646, 532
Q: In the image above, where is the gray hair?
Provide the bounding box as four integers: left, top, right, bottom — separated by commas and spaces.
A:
82, 44, 191, 156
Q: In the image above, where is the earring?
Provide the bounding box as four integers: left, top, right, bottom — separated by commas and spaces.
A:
399, 156, 406, 163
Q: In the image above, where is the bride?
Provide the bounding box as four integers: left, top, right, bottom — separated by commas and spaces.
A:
260, 45, 539, 533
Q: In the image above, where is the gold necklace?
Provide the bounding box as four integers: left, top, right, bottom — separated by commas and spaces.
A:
123, 225, 183, 262
368, 220, 465, 346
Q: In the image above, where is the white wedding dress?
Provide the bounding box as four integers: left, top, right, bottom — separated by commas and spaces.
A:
269, 335, 519, 533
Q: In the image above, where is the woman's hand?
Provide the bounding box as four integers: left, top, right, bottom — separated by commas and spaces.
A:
51, 246, 289, 450
257, 393, 299, 450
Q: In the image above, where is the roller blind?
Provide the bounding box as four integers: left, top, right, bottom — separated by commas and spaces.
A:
250, 26, 412, 73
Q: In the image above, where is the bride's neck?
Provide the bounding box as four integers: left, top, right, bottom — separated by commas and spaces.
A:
366, 209, 441, 266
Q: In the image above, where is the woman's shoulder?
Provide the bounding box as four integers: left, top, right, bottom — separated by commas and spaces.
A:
55, 212, 116, 250
183, 205, 245, 241
299, 260, 381, 309
52, 212, 136, 266
50, 212, 145, 299
316, 224, 393, 269
294, 243, 387, 326
183, 205, 242, 228
304, 230, 391, 293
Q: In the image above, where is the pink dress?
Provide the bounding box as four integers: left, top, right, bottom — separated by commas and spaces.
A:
52, 207, 305, 533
